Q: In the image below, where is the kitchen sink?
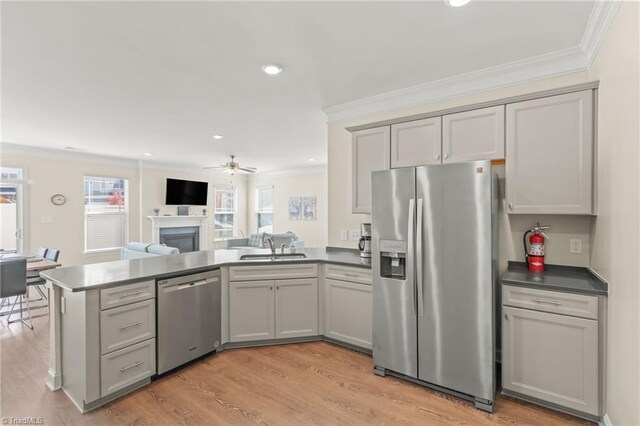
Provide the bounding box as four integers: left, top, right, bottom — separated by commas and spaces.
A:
239, 253, 307, 261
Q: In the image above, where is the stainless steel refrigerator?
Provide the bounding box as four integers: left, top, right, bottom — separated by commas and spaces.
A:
371, 160, 497, 412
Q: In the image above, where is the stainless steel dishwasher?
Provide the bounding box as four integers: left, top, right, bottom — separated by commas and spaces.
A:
157, 269, 221, 374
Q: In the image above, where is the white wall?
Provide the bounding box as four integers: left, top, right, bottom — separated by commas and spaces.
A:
247, 167, 328, 248
0, 146, 250, 266
587, 3, 640, 424
0, 149, 141, 267
328, 72, 594, 269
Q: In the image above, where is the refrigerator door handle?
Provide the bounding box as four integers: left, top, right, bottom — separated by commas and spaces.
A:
408, 198, 416, 316
416, 198, 425, 318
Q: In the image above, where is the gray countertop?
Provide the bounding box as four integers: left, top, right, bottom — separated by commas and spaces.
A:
41, 247, 371, 292
502, 261, 608, 296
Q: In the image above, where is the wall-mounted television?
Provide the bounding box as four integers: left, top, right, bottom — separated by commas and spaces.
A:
165, 178, 208, 206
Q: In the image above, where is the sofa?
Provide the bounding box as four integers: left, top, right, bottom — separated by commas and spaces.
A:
121, 242, 180, 259
226, 232, 298, 250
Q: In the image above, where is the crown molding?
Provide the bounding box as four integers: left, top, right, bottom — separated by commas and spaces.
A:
0, 142, 140, 168
323, 47, 588, 123
323, 0, 621, 124
250, 164, 327, 180
581, 0, 622, 67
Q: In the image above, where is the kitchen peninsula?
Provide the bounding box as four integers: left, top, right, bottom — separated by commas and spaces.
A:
41, 248, 372, 413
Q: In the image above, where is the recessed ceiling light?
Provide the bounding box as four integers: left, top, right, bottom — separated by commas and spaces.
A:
308, 158, 315, 162
261, 64, 284, 75
144, 152, 153, 156
212, 134, 224, 140
445, 0, 471, 7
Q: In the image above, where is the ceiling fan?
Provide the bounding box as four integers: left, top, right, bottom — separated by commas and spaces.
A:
204, 155, 257, 175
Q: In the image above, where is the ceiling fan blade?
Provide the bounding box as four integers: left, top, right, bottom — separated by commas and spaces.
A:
238, 167, 257, 173
203, 165, 226, 170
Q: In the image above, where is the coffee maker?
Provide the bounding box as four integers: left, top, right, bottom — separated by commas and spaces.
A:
358, 223, 372, 258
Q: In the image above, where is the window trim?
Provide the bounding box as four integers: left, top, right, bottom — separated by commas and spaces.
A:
83, 175, 130, 253
256, 185, 274, 233
213, 185, 237, 241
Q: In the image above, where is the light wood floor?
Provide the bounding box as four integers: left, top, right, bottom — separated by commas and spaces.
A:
1, 316, 593, 425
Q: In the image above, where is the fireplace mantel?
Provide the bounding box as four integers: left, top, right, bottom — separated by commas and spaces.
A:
147, 215, 209, 251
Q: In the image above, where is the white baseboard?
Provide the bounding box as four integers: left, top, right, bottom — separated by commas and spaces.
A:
46, 368, 62, 391
600, 413, 612, 426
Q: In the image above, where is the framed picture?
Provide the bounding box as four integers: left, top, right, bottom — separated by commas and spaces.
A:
301, 196, 316, 221
288, 197, 302, 220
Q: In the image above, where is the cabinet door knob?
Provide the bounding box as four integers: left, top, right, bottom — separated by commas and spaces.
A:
508, 202, 513, 210
269, 285, 273, 290
504, 313, 509, 320
443, 153, 449, 160
276, 285, 280, 290
435, 154, 441, 160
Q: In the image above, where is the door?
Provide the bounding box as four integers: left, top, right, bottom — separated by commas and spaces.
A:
371, 167, 417, 378
229, 280, 275, 342
352, 126, 390, 213
506, 90, 593, 214
442, 106, 505, 163
391, 118, 442, 168
0, 182, 25, 253
275, 278, 318, 339
416, 161, 495, 402
502, 306, 598, 415
324, 278, 372, 349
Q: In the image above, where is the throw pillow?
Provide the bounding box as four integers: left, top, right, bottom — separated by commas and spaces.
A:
248, 233, 262, 247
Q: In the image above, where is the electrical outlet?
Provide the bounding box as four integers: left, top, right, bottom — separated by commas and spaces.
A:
349, 229, 361, 241
570, 239, 583, 254
340, 230, 348, 241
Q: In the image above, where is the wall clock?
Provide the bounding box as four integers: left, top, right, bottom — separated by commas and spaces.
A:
51, 194, 66, 206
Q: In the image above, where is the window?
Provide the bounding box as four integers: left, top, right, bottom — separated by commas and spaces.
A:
84, 176, 128, 252
0, 167, 23, 180
214, 186, 236, 240
256, 186, 273, 233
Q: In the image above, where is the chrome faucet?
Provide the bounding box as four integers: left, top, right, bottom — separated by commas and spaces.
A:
266, 237, 275, 254
280, 244, 286, 255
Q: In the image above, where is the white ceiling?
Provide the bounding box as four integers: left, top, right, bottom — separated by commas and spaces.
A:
1, 1, 595, 172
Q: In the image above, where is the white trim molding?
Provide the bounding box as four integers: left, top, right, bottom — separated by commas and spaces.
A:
251, 165, 327, 180
581, 1, 623, 67
323, 0, 621, 124
147, 215, 209, 250
600, 413, 613, 426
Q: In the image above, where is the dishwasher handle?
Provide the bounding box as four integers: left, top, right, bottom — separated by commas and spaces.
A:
160, 276, 218, 293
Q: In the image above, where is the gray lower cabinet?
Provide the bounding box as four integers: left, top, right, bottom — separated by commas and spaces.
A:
100, 338, 156, 397
324, 278, 372, 349
502, 285, 600, 417
229, 280, 276, 342
229, 278, 318, 343
275, 278, 318, 339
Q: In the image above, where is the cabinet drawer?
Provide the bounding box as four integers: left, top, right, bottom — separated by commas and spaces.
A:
100, 299, 156, 355
502, 285, 598, 320
229, 263, 317, 281
100, 280, 155, 310
325, 264, 371, 285
101, 338, 155, 397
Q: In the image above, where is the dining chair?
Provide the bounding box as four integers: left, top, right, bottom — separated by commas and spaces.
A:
36, 247, 48, 258
45, 249, 60, 262
0, 258, 33, 329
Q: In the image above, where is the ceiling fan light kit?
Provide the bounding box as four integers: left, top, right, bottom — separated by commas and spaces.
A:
205, 155, 257, 175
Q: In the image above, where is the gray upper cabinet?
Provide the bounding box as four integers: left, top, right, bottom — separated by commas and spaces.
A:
390, 118, 442, 168
442, 105, 505, 163
352, 126, 390, 214
506, 90, 594, 214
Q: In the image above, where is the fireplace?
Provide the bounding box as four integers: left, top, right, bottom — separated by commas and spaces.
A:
147, 215, 209, 251
159, 226, 200, 253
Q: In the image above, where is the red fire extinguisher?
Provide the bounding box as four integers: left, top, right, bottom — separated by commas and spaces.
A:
523, 224, 550, 272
